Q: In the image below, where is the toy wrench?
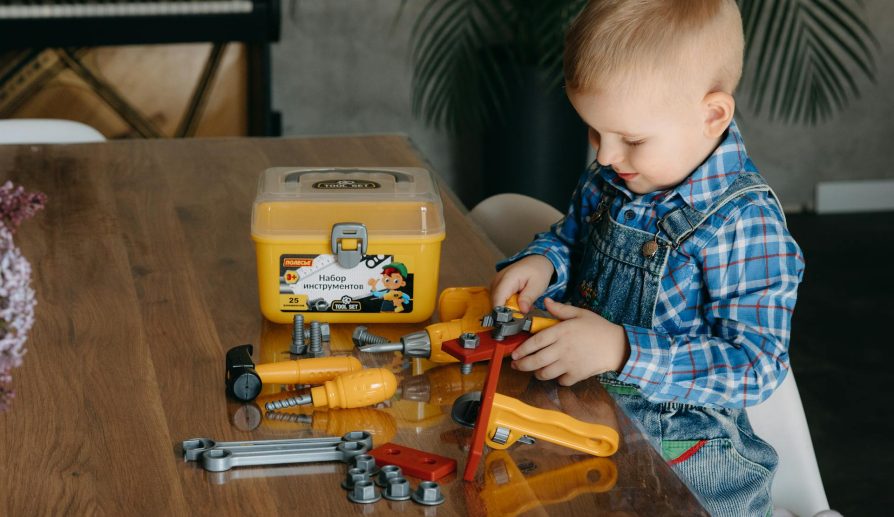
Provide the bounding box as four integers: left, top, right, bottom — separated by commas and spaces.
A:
182, 431, 372, 472
452, 392, 618, 456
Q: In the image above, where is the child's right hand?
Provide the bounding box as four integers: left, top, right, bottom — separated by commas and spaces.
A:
490, 254, 554, 313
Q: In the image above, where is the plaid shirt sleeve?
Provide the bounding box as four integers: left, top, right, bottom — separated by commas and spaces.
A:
497, 170, 601, 307
617, 198, 805, 408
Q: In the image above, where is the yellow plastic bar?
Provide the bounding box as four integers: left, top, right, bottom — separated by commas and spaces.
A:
503, 294, 559, 334
255, 356, 362, 386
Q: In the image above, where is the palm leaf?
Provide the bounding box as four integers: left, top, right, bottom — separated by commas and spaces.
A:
408, 0, 878, 132
410, 0, 584, 133
410, 0, 520, 133
738, 0, 877, 124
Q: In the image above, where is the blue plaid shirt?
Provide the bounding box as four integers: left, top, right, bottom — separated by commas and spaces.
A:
500, 120, 805, 408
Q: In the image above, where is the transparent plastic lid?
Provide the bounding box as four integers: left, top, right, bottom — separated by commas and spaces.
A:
252, 167, 446, 238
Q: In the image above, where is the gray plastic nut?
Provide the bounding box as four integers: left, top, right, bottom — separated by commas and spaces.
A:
493, 306, 514, 323
347, 480, 381, 504
411, 481, 445, 506
375, 464, 402, 487
383, 477, 412, 501
341, 467, 369, 490
353, 454, 378, 475
460, 332, 480, 349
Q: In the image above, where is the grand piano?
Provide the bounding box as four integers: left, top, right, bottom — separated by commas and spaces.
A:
0, 0, 281, 136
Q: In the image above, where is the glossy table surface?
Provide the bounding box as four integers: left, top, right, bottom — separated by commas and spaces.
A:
0, 136, 708, 515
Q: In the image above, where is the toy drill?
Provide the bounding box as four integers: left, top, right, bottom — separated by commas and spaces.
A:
358, 286, 493, 363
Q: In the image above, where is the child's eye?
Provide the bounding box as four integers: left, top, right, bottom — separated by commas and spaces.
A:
624, 139, 645, 147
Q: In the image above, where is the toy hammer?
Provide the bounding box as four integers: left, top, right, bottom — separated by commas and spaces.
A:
225, 344, 362, 402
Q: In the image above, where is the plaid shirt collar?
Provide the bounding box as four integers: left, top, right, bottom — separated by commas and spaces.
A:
598, 118, 752, 212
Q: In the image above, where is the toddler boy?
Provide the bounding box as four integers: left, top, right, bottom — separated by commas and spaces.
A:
491, 1, 805, 515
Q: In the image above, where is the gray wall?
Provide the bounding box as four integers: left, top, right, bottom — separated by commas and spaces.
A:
272, 0, 893, 212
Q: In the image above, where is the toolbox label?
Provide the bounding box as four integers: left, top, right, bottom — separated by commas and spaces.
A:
312, 179, 381, 190
279, 254, 414, 313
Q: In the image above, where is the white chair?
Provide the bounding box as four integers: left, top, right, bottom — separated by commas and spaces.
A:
747, 371, 839, 517
469, 193, 563, 257
471, 192, 838, 517
0, 118, 106, 144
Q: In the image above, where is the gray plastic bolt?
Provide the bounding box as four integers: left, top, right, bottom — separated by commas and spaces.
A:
319, 322, 331, 342
375, 464, 402, 487
352, 325, 390, 347
347, 480, 381, 504
263, 411, 312, 424
353, 454, 378, 475
460, 363, 474, 375
308, 321, 323, 357
290, 314, 306, 355
411, 481, 445, 506
383, 477, 412, 501
341, 467, 370, 490
264, 392, 312, 411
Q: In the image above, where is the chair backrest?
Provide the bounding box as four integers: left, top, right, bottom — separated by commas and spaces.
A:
746, 370, 832, 517
469, 193, 563, 257
0, 119, 106, 144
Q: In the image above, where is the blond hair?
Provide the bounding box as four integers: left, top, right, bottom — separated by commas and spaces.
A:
564, 0, 744, 95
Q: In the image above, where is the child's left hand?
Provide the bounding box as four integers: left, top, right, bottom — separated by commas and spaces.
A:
510, 297, 630, 386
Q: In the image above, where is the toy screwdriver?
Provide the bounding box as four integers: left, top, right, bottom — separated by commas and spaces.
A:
264, 368, 397, 411
359, 286, 493, 363
225, 344, 362, 402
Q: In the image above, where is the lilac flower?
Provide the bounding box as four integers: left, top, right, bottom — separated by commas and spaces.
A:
0, 181, 47, 233
0, 181, 45, 411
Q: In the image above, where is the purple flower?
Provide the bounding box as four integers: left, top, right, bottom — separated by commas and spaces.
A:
0, 180, 47, 234
0, 181, 45, 410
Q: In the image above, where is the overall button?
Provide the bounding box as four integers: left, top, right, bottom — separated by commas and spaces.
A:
642, 240, 659, 258
624, 209, 635, 221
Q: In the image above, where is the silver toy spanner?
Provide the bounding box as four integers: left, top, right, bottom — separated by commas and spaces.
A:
182, 431, 373, 472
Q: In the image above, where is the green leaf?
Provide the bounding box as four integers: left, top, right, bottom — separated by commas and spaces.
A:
740, 0, 877, 124
408, 0, 879, 131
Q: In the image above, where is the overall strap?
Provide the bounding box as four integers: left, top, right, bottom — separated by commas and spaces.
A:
589, 174, 622, 222
657, 174, 773, 248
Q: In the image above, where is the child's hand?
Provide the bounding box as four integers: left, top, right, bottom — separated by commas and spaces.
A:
510, 298, 630, 386
490, 255, 554, 313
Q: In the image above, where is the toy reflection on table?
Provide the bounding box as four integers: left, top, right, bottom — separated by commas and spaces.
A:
479, 450, 618, 517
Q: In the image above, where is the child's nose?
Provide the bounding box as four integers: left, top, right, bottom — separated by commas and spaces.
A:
596, 141, 623, 167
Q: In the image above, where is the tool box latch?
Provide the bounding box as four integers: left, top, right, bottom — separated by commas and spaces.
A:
331, 223, 368, 268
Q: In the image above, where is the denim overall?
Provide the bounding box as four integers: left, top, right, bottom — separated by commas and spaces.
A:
570, 173, 778, 516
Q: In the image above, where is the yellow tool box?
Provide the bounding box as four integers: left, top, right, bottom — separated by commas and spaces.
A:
251, 167, 446, 323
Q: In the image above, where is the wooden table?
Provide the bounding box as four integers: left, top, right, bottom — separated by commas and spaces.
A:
0, 136, 708, 515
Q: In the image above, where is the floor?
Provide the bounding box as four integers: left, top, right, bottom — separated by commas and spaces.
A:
785, 212, 894, 516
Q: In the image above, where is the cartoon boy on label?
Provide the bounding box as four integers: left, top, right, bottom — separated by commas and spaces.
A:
368, 262, 411, 313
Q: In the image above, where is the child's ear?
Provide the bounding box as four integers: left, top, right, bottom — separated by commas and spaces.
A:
701, 92, 735, 138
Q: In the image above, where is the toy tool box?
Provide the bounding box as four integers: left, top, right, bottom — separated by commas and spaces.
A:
251, 167, 446, 324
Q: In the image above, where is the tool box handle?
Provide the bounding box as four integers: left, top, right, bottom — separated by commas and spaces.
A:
284, 169, 415, 184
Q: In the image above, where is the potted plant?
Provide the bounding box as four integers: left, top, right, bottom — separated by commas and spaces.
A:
404, 0, 878, 208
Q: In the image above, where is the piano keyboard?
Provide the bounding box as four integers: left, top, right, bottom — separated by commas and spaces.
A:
0, 1, 253, 19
